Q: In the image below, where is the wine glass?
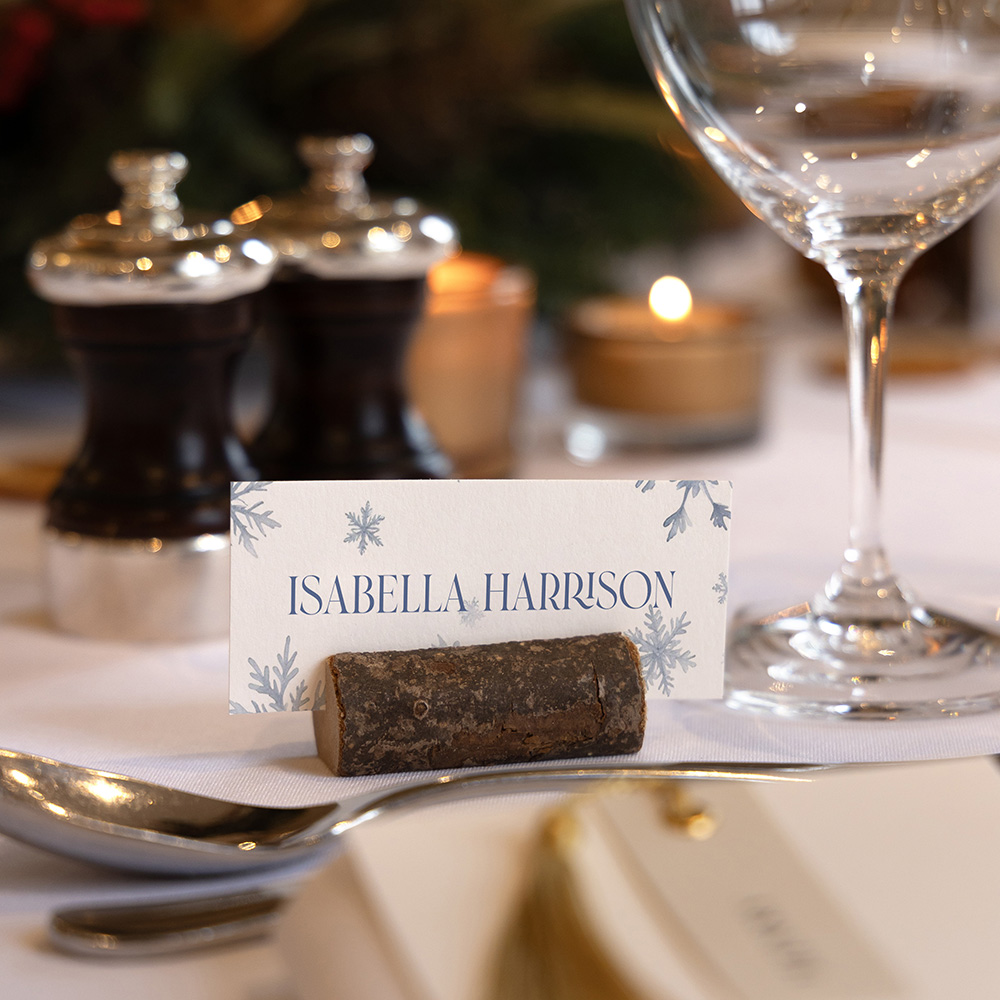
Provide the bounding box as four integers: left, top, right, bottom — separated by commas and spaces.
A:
625, 0, 1000, 718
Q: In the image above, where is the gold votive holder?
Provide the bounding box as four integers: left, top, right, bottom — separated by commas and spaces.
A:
565, 294, 766, 455
407, 252, 535, 478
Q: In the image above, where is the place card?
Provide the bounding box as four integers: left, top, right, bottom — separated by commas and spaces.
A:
229, 479, 732, 713
591, 781, 902, 999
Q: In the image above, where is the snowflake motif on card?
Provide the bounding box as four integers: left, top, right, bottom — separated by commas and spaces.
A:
634, 479, 656, 493
344, 501, 384, 555
460, 597, 485, 627
713, 572, 729, 605
662, 480, 730, 542
230, 482, 280, 557
435, 635, 461, 647
230, 636, 320, 713
627, 607, 696, 695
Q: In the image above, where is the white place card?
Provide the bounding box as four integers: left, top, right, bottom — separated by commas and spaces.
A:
229, 479, 732, 713
593, 782, 901, 999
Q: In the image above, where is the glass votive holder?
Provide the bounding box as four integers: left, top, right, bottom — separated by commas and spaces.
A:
564, 292, 766, 459
406, 252, 535, 478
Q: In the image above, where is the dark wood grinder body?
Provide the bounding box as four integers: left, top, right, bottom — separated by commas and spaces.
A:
251, 274, 450, 481
48, 296, 259, 540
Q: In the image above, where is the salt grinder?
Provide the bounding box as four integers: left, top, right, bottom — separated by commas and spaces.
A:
246, 134, 457, 479
27, 150, 277, 641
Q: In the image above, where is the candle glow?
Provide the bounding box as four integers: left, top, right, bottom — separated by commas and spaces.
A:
649, 276, 694, 322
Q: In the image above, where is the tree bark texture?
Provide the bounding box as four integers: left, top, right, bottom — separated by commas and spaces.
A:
313, 633, 646, 776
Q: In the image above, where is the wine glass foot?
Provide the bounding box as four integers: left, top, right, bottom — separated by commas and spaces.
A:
724, 602, 1000, 719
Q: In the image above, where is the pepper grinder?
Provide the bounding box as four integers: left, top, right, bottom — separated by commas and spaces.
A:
27, 150, 277, 641
246, 134, 457, 480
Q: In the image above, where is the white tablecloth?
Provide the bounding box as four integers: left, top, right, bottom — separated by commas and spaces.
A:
2, 335, 1000, 997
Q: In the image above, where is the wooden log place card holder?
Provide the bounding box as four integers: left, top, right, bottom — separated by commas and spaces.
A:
229, 479, 732, 775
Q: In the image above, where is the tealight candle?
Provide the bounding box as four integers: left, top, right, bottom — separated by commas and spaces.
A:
406, 252, 535, 477
565, 276, 766, 453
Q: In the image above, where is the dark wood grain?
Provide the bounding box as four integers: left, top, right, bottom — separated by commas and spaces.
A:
250, 274, 450, 480
46, 295, 258, 539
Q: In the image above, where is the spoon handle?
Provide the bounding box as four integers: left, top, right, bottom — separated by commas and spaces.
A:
49, 890, 284, 957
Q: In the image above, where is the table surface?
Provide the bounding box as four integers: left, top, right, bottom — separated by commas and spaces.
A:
3, 331, 1000, 998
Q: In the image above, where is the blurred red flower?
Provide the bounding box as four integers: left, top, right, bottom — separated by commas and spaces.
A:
0, 7, 55, 110
0, 0, 150, 111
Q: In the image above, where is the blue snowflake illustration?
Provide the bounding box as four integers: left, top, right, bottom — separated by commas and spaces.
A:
230, 482, 281, 557
627, 607, 697, 695
344, 501, 384, 555
230, 636, 318, 713
713, 572, 729, 605
461, 597, 485, 627
662, 480, 730, 541
634, 480, 656, 493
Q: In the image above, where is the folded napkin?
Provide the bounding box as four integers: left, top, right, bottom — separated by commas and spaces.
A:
278, 757, 1000, 1000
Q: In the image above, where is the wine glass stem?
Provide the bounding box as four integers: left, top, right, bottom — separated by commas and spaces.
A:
819, 267, 912, 620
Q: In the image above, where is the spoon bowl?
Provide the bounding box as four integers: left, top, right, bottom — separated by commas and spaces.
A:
0, 748, 343, 875
0, 747, 819, 876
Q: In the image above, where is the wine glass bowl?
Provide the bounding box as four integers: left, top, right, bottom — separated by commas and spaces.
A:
626, 0, 1000, 717
636, 4, 1000, 266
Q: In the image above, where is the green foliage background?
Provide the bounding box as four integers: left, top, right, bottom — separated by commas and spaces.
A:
0, 0, 736, 367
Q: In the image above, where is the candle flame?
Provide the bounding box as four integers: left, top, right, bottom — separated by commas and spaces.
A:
428, 252, 498, 295
649, 276, 693, 322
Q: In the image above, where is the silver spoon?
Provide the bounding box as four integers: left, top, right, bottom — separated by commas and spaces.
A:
44, 759, 823, 959
0, 747, 818, 877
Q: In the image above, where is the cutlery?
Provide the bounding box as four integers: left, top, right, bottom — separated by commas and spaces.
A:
50, 891, 284, 957
0, 747, 817, 876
